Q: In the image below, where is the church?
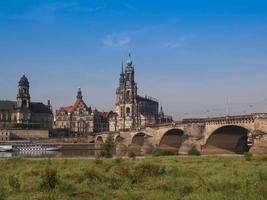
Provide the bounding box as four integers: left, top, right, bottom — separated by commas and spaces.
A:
54, 88, 110, 135
109, 53, 171, 131
0, 75, 53, 130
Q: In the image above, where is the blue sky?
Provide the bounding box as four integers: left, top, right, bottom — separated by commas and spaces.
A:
0, 0, 267, 119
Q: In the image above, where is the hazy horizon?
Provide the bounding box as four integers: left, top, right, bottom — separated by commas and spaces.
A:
0, 0, 267, 120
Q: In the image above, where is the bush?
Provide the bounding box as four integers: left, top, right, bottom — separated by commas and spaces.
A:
188, 145, 200, 156
244, 152, 253, 161
99, 133, 114, 158
114, 157, 123, 164
8, 175, 21, 191
152, 148, 175, 156
128, 151, 136, 158
0, 185, 6, 200
134, 163, 166, 179
130, 163, 166, 183
40, 166, 58, 191
179, 185, 194, 197
84, 167, 101, 181
94, 157, 103, 165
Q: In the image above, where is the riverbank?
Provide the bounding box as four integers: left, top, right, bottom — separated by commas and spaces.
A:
0, 155, 267, 199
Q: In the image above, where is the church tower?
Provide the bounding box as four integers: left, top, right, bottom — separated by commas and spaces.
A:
115, 53, 139, 130
16, 75, 31, 123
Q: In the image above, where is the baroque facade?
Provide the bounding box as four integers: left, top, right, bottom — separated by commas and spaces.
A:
0, 75, 53, 130
109, 53, 171, 131
55, 88, 109, 135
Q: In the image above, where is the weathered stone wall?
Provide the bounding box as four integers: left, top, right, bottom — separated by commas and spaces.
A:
6, 129, 49, 139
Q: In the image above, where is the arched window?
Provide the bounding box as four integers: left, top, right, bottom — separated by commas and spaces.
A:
127, 90, 130, 96
22, 100, 27, 108
126, 107, 131, 116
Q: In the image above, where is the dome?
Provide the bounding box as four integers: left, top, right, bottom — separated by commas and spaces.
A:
19, 75, 29, 86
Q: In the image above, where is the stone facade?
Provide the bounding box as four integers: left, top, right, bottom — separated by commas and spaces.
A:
0, 75, 53, 130
55, 88, 109, 135
0, 131, 10, 141
109, 53, 171, 131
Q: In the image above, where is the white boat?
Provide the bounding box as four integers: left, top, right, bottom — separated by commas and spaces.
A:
14, 145, 62, 152
45, 146, 62, 151
0, 145, 13, 152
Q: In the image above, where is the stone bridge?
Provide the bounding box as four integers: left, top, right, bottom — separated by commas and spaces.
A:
95, 113, 267, 155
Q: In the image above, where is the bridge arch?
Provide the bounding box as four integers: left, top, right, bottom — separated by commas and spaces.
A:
158, 128, 184, 153
131, 132, 146, 146
95, 135, 104, 148
128, 132, 147, 155
204, 125, 250, 154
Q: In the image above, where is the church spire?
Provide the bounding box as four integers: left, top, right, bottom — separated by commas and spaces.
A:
160, 105, 163, 113
126, 50, 133, 67
77, 88, 83, 100
120, 60, 125, 84
159, 104, 164, 118
121, 59, 124, 74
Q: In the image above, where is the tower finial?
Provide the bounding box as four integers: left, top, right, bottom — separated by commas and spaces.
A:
127, 50, 132, 66
77, 87, 83, 99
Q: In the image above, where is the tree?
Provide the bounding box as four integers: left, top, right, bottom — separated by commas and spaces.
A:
99, 133, 115, 158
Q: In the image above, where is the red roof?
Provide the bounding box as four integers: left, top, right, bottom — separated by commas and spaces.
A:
58, 99, 83, 113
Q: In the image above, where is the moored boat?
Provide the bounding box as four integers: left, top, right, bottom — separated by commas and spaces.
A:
14, 144, 62, 152
0, 145, 13, 152
46, 146, 62, 151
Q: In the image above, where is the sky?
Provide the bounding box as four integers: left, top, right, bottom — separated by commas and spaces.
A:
0, 0, 267, 120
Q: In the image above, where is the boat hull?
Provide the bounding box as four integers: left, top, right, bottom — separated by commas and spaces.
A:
0, 145, 13, 152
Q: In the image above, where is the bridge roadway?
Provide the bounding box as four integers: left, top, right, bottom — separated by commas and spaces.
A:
95, 113, 267, 155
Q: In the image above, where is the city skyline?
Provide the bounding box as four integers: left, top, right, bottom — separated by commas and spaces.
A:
0, 0, 267, 120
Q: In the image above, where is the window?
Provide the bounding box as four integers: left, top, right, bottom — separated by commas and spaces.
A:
126, 107, 130, 116
22, 100, 27, 108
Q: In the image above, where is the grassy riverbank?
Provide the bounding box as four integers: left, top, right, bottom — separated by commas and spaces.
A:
0, 155, 267, 200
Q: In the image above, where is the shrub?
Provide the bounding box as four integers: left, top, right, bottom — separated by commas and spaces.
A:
244, 152, 253, 161
135, 163, 166, 177
128, 151, 136, 158
114, 157, 123, 164
132, 162, 166, 183
8, 175, 21, 191
0, 185, 6, 200
99, 133, 114, 158
40, 166, 58, 191
115, 165, 132, 179
84, 167, 100, 181
94, 157, 103, 165
188, 145, 200, 156
179, 185, 194, 197
152, 148, 175, 156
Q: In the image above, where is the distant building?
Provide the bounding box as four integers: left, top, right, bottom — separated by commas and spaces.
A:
54, 88, 109, 135
0, 75, 53, 130
109, 53, 171, 131
0, 131, 10, 141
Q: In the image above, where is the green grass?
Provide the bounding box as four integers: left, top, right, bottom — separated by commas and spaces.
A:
0, 155, 267, 200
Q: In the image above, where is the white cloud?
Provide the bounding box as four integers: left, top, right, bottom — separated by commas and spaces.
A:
102, 33, 130, 47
